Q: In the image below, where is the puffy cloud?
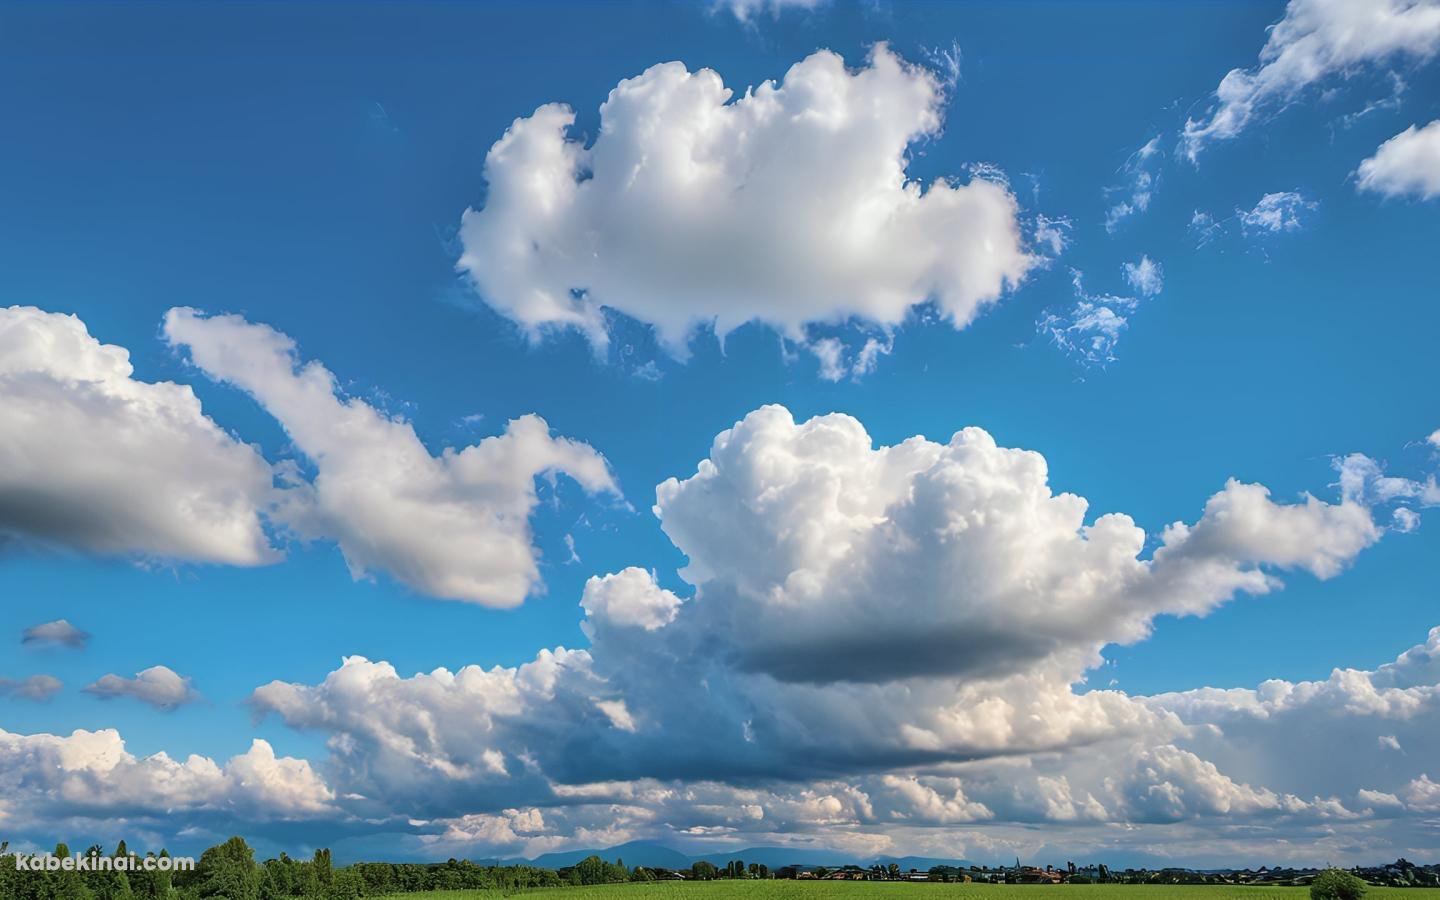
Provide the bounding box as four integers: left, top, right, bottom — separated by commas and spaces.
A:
428, 807, 549, 853
1404, 774, 1440, 811
658, 409, 1376, 686
251, 405, 1382, 829
0, 306, 278, 565
222, 739, 337, 818
84, 665, 198, 710
1237, 191, 1317, 234
164, 309, 617, 607
249, 649, 604, 813
875, 775, 991, 823
1122, 255, 1164, 297
457, 46, 1035, 355
1357, 119, 1440, 200
1118, 745, 1292, 823
581, 568, 684, 632
0, 728, 334, 830
1182, 0, 1440, 160
20, 619, 90, 649
1145, 626, 1440, 819
0, 675, 62, 702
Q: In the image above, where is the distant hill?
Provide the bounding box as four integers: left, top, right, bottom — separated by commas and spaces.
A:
498, 842, 971, 872
691, 847, 861, 870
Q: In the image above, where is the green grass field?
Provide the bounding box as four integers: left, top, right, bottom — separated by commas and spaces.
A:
373, 882, 1440, 900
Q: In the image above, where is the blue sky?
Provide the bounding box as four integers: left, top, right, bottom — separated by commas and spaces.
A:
2, 0, 1440, 868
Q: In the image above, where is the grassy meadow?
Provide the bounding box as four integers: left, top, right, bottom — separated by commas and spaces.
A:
372, 883, 1440, 900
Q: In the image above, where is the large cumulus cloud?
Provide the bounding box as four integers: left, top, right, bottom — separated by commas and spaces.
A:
457, 46, 1035, 355
4, 390, 1411, 859
247, 405, 1391, 857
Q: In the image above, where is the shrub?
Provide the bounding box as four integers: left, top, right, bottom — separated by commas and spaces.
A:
1311, 868, 1367, 900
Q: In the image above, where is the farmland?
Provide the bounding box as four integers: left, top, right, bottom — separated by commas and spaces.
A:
372, 882, 1440, 900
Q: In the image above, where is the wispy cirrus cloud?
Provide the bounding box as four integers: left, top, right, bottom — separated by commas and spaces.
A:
1182, 0, 1440, 161
1039, 256, 1162, 367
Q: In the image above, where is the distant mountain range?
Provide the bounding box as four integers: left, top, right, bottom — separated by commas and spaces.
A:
491, 840, 972, 872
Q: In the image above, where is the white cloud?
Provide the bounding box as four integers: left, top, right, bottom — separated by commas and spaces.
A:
1333, 452, 1439, 509
251, 405, 1382, 829
1104, 137, 1162, 231
249, 649, 602, 811
0, 728, 333, 828
1123, 255, 1164, 296
657, 408, 1377, 684
457, 46, 1035, 355
1190, 210, 1225, 248
164, 309, 617, 607
1182, 0, 1440, 160
1237, 191, 1317, 234
429, 807, 550, 852
1190, 192, 1318, 247
84, 665, 198, 710
1038, 270, 1141, 366
715, 0, 824, 22
1118, 745, 1293, 823
0, 306, 278, 565
20, 619, 90, 649
877, 775, 992, 823
1404, 774, 1440, 811
1033, 215, 1071, 256
581, 567, 684, 632
1144, 626, 1440, 823
806, 334, 894, 382
1393, 507, 1421, 532
1357, 120, 1440, 199
0, 675, 62, 702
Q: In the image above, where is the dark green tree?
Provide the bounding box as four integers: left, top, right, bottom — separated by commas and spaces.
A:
313, 849, 334, 886
574, 856, 621, 885
195, 837, 261, 900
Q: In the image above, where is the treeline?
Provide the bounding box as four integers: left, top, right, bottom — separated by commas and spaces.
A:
554, 857, 767, 884
0, 836, 565, 900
